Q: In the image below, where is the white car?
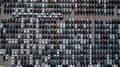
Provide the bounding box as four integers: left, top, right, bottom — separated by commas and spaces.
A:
37, 15, 42, 18
12, 13, 16, 17
118, 9, 120, 14
69, 65, 75, 67
34, 64, 40, 67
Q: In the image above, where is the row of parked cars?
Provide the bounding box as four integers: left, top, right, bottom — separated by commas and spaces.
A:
3, 0, 120, 16
74, 0, 116, 15
74, 8, 114, 15
11, 12, 63, 20
3, 0, 73, 15
1, 18, 120, 67
0, 18, 92, 67
94, 19, 120, 65
117, 5, 120, 15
